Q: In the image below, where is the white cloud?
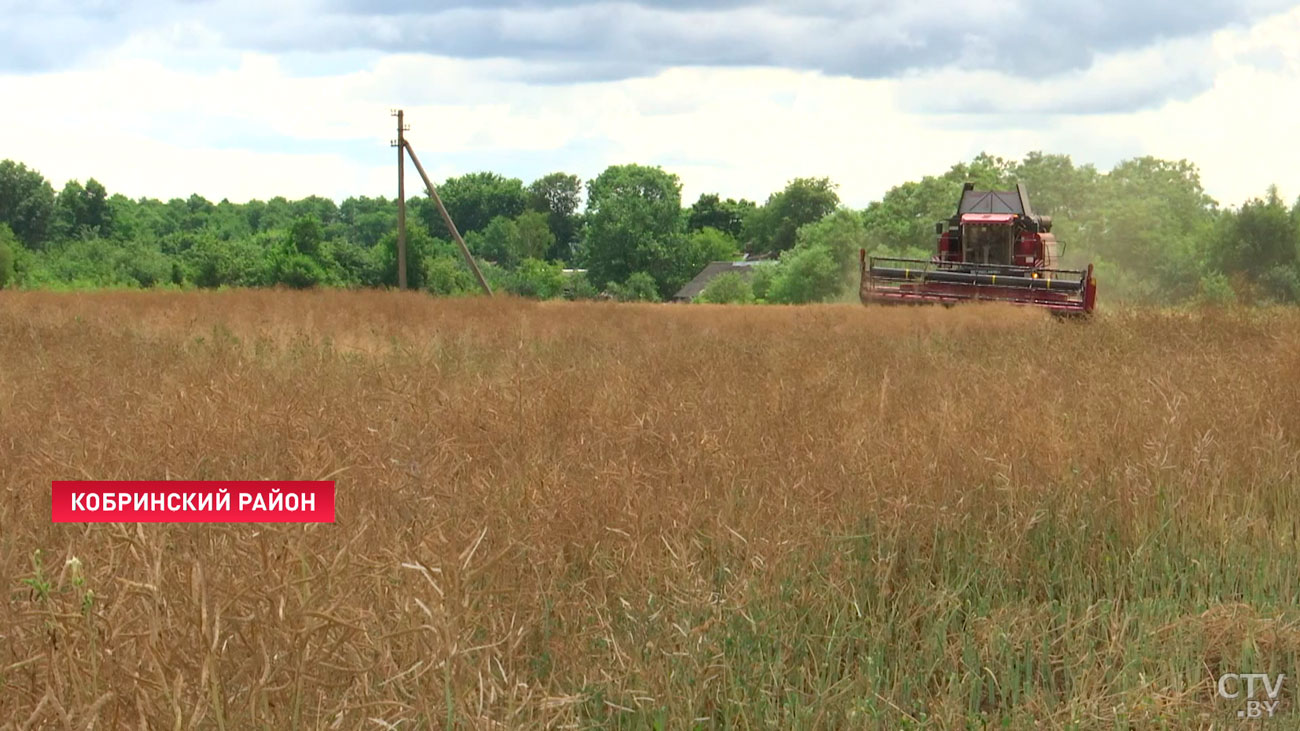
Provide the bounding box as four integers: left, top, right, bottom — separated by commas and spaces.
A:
1053, 5, 1300, 205
0, 6, 1297, 208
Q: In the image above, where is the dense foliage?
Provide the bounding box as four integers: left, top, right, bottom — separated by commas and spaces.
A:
0, 153, 1296, 305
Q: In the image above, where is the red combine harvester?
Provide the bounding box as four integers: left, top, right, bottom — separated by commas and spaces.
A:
860, 183, 1097, 314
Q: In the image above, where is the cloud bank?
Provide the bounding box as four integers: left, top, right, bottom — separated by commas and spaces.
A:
0, 1, 1297, 208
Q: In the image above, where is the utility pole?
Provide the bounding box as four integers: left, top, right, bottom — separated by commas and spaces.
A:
391, 109, 409, 289
403, 140, 493, 295
389, 110, 491, 296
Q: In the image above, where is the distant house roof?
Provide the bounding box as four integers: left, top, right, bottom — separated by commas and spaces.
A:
672, 261, 764, 302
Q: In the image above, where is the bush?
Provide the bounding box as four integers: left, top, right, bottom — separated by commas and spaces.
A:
662, 227, 741, 296
794, 209, 867, 283
0, 224, 15, 288
477, 260, 510, 293
695, 271, 754, 304
1257, 265, 1300, 303
21, 236, 180, 289
120, 242, 173, 287
331, 239, 384, 288
377, 229, 459, 290
1198, 271, 1237, 305
506, 258, 566, 299
288, 216, 326, 258
749, 262, 776, 301
466, 216, 519, 267
767, 245, 842, 303
606, 271, 661, 302
424, 256, 477, 296
272, 252, 327, 289
564, 271, 599, 300
188, 234, 271, 288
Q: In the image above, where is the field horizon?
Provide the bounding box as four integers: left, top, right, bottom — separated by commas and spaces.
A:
3, 291, 1299, 728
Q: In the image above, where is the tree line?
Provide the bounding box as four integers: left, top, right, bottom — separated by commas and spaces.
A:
0, 153, 1297, 305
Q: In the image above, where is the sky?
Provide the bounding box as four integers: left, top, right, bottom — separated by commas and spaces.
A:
1, 0, 1298, 209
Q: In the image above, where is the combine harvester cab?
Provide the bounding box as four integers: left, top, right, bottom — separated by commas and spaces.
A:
861, 182, 1097, 315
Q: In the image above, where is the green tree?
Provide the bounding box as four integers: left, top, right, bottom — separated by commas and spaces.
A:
582, 164, 684, 292
955, 152, 1014, 190
288, 216, 326, 259
53, 180, 87, 238
330, 238, 379, 288
272, 253, 327, 289
696, 271, 754, 304
293, 195, 339, 225
0, 151, 1280, 306
270, 216, 337, 288
115, 240, 173, 288
1010, 152, 1101, 220
749, 262, 777, 301
123, 197, 179, 240
514, 210, 556, 264
182, 193, 215, 233
208, 199, 253, 241
861, 152, 1020, 257
476, 260, 511, 293
652, 226, 740, 298
794, 210, 870, 286
564, 270, 599, 300
82, 179, 113, 235
1213, 187, 1297, 278
424, 256, 477, 296
377, 227, 454, 290
1104, 157, 1216, 224
507, 258, 567, 299
434, 172, 528, 236
1198, 271, 1236, 305
527, 172, 583, 259
339, 195, 396, 249
54, 178, 114, 239
0, 223, 16, 288
767, 245, 842, 304
250, 197, 296, 233
1087, 157, 1216, 301
106, 193, 143, 243
1257, 265, 1300, 303
606, 271, 662, 302
186, 232, 270, 288
687, 193, 754, 239
0, 160, 56, 248
466, 216, 519, 266
745, 178, 839, 254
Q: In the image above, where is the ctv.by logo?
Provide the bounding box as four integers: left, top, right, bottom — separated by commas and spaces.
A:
1218, 673, 1286, 719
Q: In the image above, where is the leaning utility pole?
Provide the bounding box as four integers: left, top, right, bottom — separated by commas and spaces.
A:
391, 109, 408, 289
390, 110, 492, 296
403, 141, 493, 295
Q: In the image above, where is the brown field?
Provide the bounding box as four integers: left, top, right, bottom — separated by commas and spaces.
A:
2, 291, 1300, 729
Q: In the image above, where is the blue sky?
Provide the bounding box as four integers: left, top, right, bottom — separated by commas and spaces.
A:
1, 0, 1298, 206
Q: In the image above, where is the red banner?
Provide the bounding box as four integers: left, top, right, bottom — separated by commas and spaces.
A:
51, 481, 335, 523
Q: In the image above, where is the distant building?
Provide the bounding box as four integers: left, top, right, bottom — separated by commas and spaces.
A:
672, 260, 766, 302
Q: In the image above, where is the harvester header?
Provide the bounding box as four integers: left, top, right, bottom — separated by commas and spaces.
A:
860, 182, 1097, 314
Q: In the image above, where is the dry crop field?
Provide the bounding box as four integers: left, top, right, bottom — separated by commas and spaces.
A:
2, 290, 1300, 729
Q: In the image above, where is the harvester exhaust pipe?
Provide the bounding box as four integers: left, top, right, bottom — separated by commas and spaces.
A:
859, 248, 869, 296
